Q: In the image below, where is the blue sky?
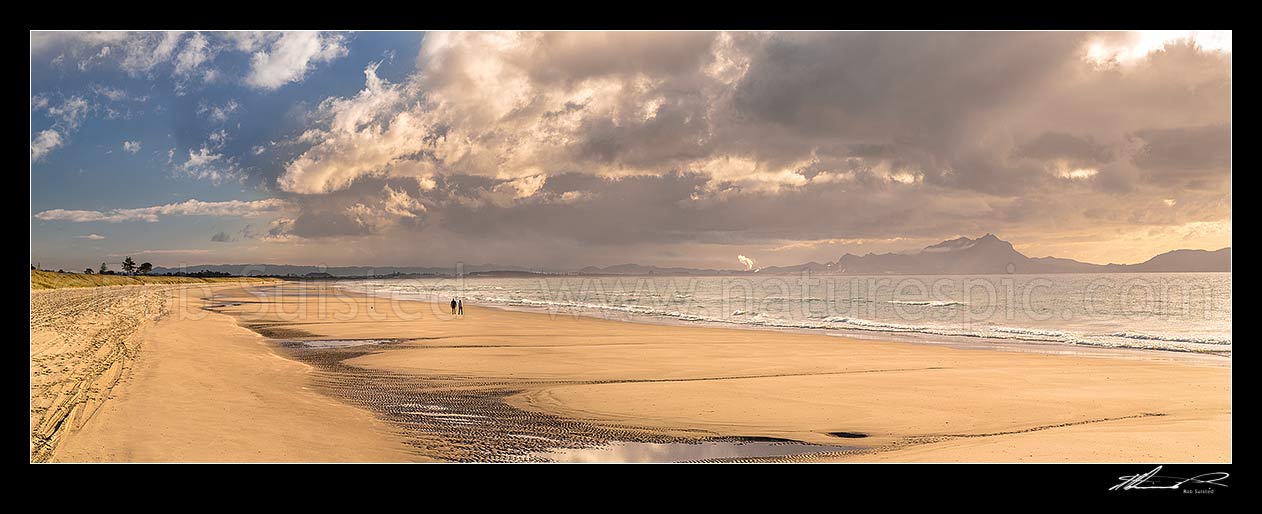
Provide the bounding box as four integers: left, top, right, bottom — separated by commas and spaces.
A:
31, 31, 1230, 271
32, 32, 424, 270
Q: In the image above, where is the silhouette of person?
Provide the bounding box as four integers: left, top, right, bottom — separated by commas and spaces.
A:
450, 298, 457, 315
458, 299, 464, 316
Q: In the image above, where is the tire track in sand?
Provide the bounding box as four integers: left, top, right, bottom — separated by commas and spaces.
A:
29, 286, 173, 462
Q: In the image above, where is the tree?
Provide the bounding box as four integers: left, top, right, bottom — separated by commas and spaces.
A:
100, 262, 108, 274
138, 262, 153, 275
122, 257, 136, 275
85, 268, 94, 274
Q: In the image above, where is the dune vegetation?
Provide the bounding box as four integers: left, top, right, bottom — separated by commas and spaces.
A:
30, 269, 280, 290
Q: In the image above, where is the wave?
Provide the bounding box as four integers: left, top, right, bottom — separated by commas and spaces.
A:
885, 300, 967, 307
1107, 332, 1232, 346
337, 281, 1230, 355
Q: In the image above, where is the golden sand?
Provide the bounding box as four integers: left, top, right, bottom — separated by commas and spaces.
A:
34, 282, 1230, 462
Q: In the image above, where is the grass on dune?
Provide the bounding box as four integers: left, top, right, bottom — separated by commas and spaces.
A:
30, 270, 281, 290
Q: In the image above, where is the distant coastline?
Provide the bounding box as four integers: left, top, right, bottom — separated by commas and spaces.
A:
136, 235, 1231, 278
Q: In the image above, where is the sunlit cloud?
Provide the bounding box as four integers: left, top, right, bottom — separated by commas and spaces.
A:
1083, 30, 1231, 67
34, 198, 289, 223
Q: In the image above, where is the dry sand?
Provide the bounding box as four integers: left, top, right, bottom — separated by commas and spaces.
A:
34, 281, 1230, 462
32, 284, 414, 462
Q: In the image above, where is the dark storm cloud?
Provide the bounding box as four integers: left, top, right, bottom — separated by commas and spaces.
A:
1132, 124, 1231, 176
1016, 133, 1114, 164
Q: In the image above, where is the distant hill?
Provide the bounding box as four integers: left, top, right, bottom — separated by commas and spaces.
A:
150, 263, 550, 277
1113, 248, 1232, 273
831, 234, 1229, 275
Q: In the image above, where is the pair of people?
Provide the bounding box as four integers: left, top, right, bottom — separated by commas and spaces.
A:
450, 298, 464, 315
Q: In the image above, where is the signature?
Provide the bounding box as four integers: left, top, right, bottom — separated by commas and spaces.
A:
1110, 466, 1229, 491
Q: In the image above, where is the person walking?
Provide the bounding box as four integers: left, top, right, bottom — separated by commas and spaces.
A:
450, 298, 457, 315
458, 299, 464, 316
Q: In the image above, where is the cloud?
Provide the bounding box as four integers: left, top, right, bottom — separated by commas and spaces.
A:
110, 249, 212, 256
245, 31, 347, 90
78, 234, 105, 240
31, 31, 1231, 267
122, 140, 141, 153
120, 31, 184, 75
198, 99, 239, 123
382, 185, 426, 218
173, 32, 213, 76
30, 129, 64, 161
48, 96, 90, 130
90, 85, 131, 102
34, 198, 289, 223
34, 31, 344, 91
210, 231, 236, 243
176, 143, 243, 184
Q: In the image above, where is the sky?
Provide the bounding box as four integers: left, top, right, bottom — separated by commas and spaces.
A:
30, 31, 1231, 272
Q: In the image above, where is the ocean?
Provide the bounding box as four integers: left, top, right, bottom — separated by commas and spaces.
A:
336, 272, 1231, 355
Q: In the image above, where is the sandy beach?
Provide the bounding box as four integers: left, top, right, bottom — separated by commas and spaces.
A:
33, 281, 1230, 462
32, 283, 414, 462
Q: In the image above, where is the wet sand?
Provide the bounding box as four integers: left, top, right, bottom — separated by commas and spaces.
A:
181, 282, 1228, 462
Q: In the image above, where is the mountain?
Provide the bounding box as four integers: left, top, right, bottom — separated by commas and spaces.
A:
1115, 248, 1232, 273
831, 234, 1229, 275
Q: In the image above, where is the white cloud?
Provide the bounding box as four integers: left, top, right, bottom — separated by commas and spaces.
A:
382, 185, 426, 218
48, 96, 90, 130
78, 234, 106, 240
30, 129, 64, 161
122, 140, 141, 153
173, 32, 212, 76
278, 63, 413, 193
120, 31, 184, 75
497, 174, 547, 199
198, 99, 239, 123
1084, 31, 1231, 67
177, 144, 242, 184
34, 198, 289, 223
30, 95, 49, 110
246, 31, 347, 90
222, 31, 275, 52
90, 85, 129, 102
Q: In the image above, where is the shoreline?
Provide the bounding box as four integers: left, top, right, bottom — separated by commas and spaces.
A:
332, 281, 1231, 365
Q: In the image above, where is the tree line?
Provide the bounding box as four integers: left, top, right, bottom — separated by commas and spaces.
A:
30, 256, 154, 276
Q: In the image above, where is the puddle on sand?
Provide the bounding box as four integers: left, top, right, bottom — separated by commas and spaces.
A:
288, 338, 403, 349
531, 439, 856, 463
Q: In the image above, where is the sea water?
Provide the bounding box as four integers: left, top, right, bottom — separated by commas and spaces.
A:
335, 272, 1231, 355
